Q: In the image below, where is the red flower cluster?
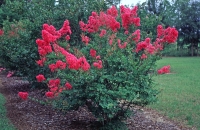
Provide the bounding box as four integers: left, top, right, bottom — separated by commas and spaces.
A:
89, 49, 102, 69
93, 60, 103, 69
36, 21, 91, 72
157, 25, 178, 44
157, 65, 170, 74
140, 54, 147, 59
36, 57, 46, 67
53, 44, 90, 71
81, 35, 90, 45
107, 6, 118, 18
48, 78, 60, 92
36, 74, 46, 82
135, 39, 150, 53
65, 82, 72, 90
90, 49, 97, 58
120, 5, 140, 30
58, 20, 72, 36
108, 34, 116, 45
99, 29, 107, 37
45, 92, 54, 98
48, 60, 66, 72
135, 25, 178, 54
117, 39, 127, 49
65, 35, 70, 41
36, 20, 71, 58
0, 29, 4, 36
18, 92, 28, 100
132, 29, 140, 43
45, 78, 73, 98
79, 6, 120, 33
7, 71, 14, 78
47, 78, 61, 97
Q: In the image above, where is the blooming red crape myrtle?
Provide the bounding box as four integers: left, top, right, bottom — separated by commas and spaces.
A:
18, 92, 28, 100
32, 6, 179, 128
157, 65, 171, 74
34, 5, 178, 104
36, 74, 46, 82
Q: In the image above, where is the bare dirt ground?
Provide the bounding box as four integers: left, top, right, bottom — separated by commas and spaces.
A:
0, 73, 196, 130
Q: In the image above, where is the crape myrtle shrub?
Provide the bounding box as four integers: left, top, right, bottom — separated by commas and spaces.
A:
32, 5, 178, 129
0, 0, 109, 83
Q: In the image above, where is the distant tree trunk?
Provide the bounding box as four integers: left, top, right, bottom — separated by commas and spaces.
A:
191, 43, 194, 56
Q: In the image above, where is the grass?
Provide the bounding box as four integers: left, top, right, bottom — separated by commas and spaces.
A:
0, 93, 16, 130
149, 57, 200, 129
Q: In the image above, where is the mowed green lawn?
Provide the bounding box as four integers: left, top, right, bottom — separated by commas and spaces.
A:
0, 94, 15, 130
150, 57, 200, 129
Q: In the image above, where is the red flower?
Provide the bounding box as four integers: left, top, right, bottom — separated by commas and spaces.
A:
36, 74, 46, 82
80, 57, 90, 71
65, 35, 70, 41
146, 44, 155, 54
0, 29, 4, 36
118, 41, 128, 49
45, 92, 54, 98
99, 29, 106, 37
132, 29, 140, 43
163, 27, 178, 43
42, 30, 57, 43
56, 60, 66, 70
135, 41, 148, 53
96, 55, 101, 60
90, 49, 96, 58
48, 79, 60, 88
18, 92, 28, 100
132, 17, 140, 27
7, 71, 14, 78
157, 65, 170, 74
43, 45, 52, 53
124, 31, 129, 35
50, 87, 58, 92
36, 57, 46, 67
81, 35, 90, 45
58, 20, 72, 36
93, 60, 103, 69
120, 5, 140, 30
49, 64, 57, 72
107, 6, 118, 17
141, 54, 147, 59
36, 39, 46, 47
38, 47, 47, 56
157, 69, 163, 74
65, 82, 72, 90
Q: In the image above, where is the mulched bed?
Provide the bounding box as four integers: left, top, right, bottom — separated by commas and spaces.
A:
0, 73, 196, 130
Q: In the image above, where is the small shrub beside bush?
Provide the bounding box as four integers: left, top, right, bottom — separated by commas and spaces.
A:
0, 0, 110, 84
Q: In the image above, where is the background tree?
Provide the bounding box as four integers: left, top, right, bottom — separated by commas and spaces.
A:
173, 0, 200, 56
